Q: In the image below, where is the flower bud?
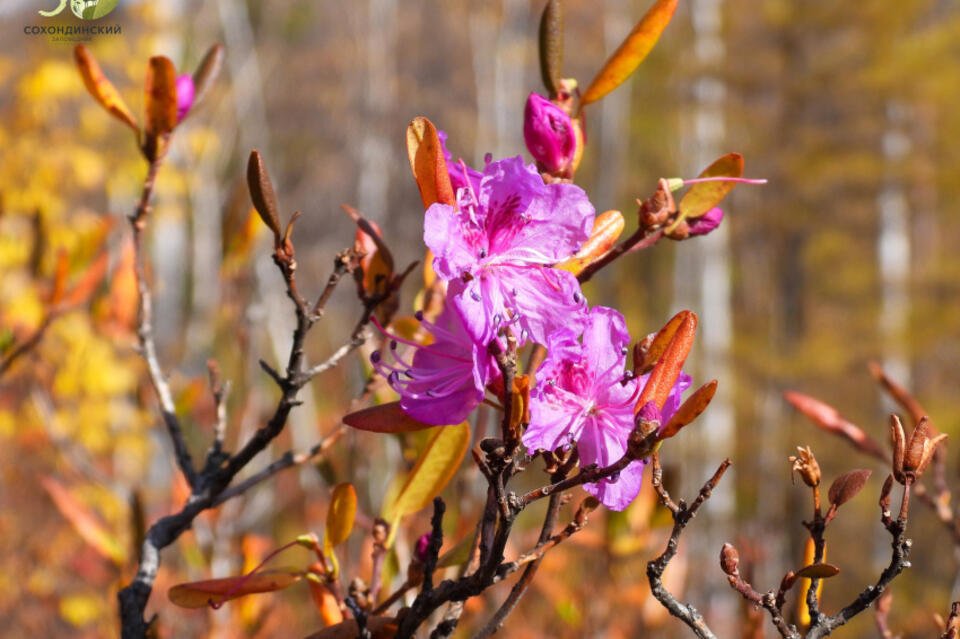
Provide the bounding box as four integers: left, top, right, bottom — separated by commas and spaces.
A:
687, 207, 724, 237
523, 92, 577, 175
413, 532, 431, 564
176, 73, 195, 122
719, 543, 740, 576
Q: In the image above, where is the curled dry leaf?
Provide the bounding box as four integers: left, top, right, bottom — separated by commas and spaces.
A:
247, 150, 282, 243
827, 469, 872, 509
73, 44, 139, 133
538, 0, 563, 96
581, 0, 679, 106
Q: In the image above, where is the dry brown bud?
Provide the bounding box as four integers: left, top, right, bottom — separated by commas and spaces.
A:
896, 415, 949, 482
789, 446, 821, 488
720, 543, 740, 576
372, 518, 389, 545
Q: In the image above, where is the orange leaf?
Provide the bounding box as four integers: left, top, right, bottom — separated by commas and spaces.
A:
73, 44, 138, 133
308, 578, 344, 627
167, 568, 303, 609
672, 153, 744, 230
107, 238, 138, 331
406, 117, 455, 208
49, 249, 69, 306
581, 0, 679, 106
343, 401, 437, 433
61, 249, 109, 308
633, 310, 688, 376
303, 617, 397, 639
659, 379, 717, 439
40, 476, 125, 565
143, 56, 178, 160
635, 311, 697, 413
795, 563, 840, 580
557, 210, 624, 275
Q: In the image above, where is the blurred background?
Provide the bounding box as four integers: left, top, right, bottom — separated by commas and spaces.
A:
2, 0, 960, 637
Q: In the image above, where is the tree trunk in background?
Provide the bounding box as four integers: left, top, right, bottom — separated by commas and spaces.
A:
675, 0, 735, 632
878, 102, 911, 389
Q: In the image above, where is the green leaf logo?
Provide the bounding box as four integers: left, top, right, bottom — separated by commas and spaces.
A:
70, 0, 120, 20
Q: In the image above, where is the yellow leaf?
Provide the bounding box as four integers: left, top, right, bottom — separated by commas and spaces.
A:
557, 210, 624, 275
382, 423, 470, 528
581, 0, 679, 106
673, 153, 745, 230
324, 483, 357, 551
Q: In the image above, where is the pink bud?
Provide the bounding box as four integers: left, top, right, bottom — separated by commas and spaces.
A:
687, 207, 724, 237
414, 533, 431, 563
523, 93, 577, 174
176, 74, 195, 123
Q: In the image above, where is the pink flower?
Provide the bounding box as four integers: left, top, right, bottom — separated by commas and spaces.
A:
370, 299, 498, 426
424, 156, 594, 346
523, 93, 578, 174
176, 74, 195, 123
437, 130, 484, 197
523, 307, 691, 510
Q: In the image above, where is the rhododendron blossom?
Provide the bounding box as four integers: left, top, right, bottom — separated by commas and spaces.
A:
523, 306, 691, 510
424, 155, 595, 346
370, 300, 498, 425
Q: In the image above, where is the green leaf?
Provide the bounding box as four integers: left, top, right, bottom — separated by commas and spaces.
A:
382, 423, 470, 526
83, 0, 118, 19
581, 0, 678, 106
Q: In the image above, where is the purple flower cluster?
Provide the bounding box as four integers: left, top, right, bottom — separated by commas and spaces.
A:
373, 142, 691, 510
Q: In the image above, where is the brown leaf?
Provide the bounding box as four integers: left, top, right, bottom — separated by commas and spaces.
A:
247, 150, 282, 242
794, 563, 840, 580
143, 56, 178, 161
73, 45, 139, 133
343, 401, 437, 433
168, 568, 303, 609
581, 0, 679, 106
827, 469, 871, 508
538, 0, 563, 96
191, 43, 224, 107
660, 379, 717, 439
406, 117, 455, 209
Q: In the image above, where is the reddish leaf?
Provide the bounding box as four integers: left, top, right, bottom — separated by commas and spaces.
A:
73, 45, 138, 133
581, 0, 679, 106
636, 311, 697, 413
49, 249, 69, 306
406, 117, 455, 208
784, 391, 887, 461
343, 401, 436, 433
303, 617, 397, 639
660, 379, 717, 439
557, 210, 624, 275
62, 249, 109, 308
795, 563, 840, 580
827, 469, 871, 508
633, 310, 688, 376
40, 477, 125, 565
168, 568, 303, 609
868, 361, 929, 428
